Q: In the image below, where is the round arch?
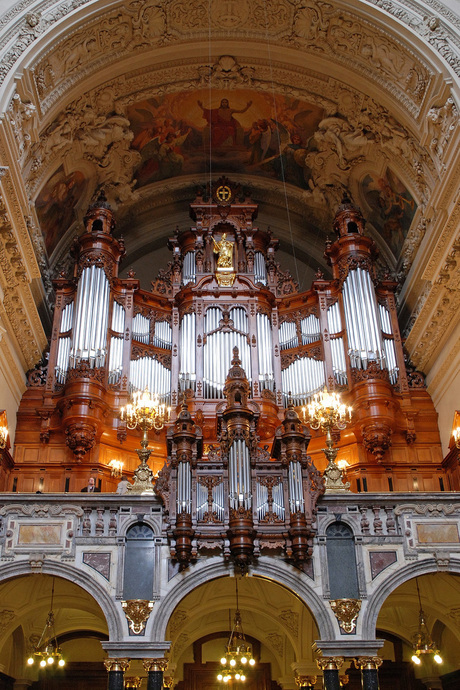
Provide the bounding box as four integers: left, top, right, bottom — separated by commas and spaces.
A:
150, 556, 335, 642
0, 560, 124, 641
362, 556, 460, 639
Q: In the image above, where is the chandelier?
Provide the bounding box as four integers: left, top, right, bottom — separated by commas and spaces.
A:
453, 426, 460, 449
302, 387, 352, 492
411, 578, 442, 665
26, 578, 65, 668
120, 387, 170, 433
108, 459, 124, 477
120, 388, 171, 494
217, 579, 256, 684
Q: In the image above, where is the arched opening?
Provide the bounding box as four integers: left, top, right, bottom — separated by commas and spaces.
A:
353, 572, 460, 690
0, 574, 109, 690
165, 574, 320, 689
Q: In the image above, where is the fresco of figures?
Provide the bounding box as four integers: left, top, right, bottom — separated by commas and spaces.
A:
127, 89, 324, 188
34, 89, 417, 261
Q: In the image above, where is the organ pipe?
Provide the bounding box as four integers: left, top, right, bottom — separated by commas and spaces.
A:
300, 314, 320, 345
182, 251, 196, 285
203, 307, 251, 398
343, 267, 385, 369
254, 251, 267, 285
279, 321, 297, 350
229, 439, 251, 510
153, 321, 172, 349
55, 302, 74, 383
111, 301, 125, 333
70, 265, 110, 368
177, 461, 192, 513
281, 357, 325, 406
256, 313, 274, 390
288, 461, 305, 513
129, 356, 171, 403
132, 314, 150, 343
179, 313, 196, 390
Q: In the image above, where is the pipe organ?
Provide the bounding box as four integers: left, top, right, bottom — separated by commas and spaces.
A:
15, 179, 444, 506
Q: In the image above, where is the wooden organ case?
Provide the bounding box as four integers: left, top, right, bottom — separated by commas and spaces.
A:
13, 180, 445, 527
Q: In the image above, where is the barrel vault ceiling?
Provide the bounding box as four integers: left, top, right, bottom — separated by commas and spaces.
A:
0, 0, 458, 441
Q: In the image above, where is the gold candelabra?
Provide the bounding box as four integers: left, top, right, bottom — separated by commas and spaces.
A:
302, 387, 352, 493
0, 424, 8, 449
120, 388, 171, 494
453, 426, 460, 450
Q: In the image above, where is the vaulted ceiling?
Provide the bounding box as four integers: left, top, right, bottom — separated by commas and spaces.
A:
0, 0, 458, 444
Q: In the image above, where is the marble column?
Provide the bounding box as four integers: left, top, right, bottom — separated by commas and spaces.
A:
296, 675, 317, 688
104, 658, 130, 690
143, 658, 168, 690
317, 657, 344, 690
354, 657, 383, 690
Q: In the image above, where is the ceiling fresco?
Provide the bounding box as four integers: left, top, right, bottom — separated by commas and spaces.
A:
35, 167, 86, 257
33, 88, 419, 267
127, 89, 324, 187
361, 169, 417, 259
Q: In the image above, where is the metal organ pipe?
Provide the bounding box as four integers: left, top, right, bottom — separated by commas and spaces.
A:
254, 252, 267, 285
343, 268, 385, 369
256, 480, 285, 520
257, 313, 274, 390
55, 302, 74, 383
108, 301, 125, 385
179, 313, 196, 390
70, 265, 110, 368
327, 302, 347, 385
203, 307, 251, 398
129, 356, 171, 403
132, 314, 150, 344
182, 251, 196, 285
300, 314, 320, 345
281, 357, 325, 406
177, 462, 191, 513
279, 321, 297, 350
379, 304, 398, 383
229, 439, 251, 510
153, 321, 172, 349
288, 461, 305, 513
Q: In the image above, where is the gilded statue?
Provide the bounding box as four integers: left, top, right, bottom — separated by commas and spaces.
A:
212, 233, 234, 269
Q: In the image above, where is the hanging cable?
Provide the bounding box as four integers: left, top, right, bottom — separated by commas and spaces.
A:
262, 0, 300, 289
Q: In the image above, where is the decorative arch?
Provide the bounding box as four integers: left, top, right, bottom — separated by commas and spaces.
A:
150, 556, 335, 642
362, 557, 460, 639
0, 560, 124, 641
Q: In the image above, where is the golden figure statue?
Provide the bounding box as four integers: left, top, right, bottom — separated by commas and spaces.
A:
212, 233, 234, 269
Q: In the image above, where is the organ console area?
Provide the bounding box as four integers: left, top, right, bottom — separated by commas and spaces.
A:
12, 179, 446, 524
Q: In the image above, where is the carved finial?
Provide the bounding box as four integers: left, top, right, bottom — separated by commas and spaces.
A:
231, 346, 241, 366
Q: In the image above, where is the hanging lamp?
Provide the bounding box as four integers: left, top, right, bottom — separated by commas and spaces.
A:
217, 578, 256, 684
411, 578, 442, 665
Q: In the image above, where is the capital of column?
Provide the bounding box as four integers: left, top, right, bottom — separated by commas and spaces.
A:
354, 657, 383, 671
104, 658, 130, 673
316, 657, 344, 671
295, 675, 317, 687
124, 678, 143, 689
143, 658, 168, 673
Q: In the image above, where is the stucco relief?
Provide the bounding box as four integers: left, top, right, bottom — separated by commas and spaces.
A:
28, 103, 139, 205
23, 0, 429, 117
426, 95, 459, 166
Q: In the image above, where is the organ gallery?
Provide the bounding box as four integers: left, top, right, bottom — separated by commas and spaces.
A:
13, 180, 445, 516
